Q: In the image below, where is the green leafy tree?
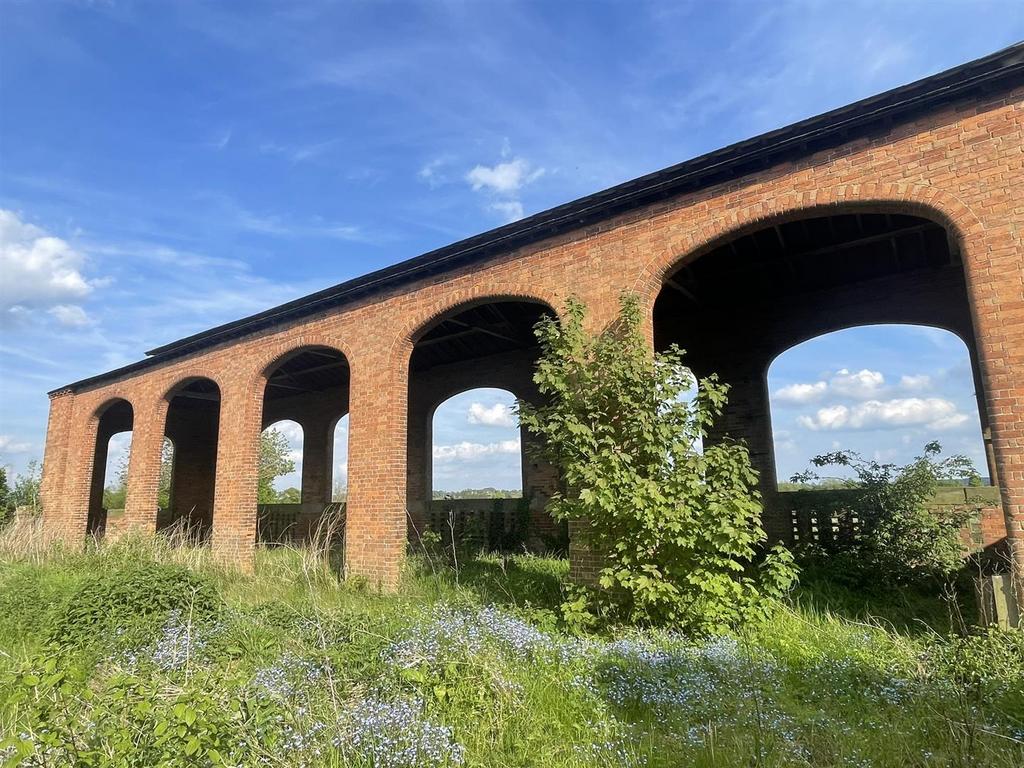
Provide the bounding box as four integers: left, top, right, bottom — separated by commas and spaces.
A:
277, 486, 301, 504
0, 466, 12, 525
791, 441, 980, 585
258, 428, 297, 504
518, 294, 796, 630
10, 460, 41, 517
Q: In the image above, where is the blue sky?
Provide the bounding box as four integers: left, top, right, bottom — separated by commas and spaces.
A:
2, 1, 1020, 491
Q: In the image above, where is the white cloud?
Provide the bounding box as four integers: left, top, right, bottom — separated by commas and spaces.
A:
465, 157, 544, 195
830, 368, 885, 398
433, 439, 521, 463
266, 420, 304, 444
467, 402, 516, 427
0, 209, 100, 323
774, 381, 827, 404
797, 397, 968, 431
488, 201, 525, 223
465, 149, 545, 223
899, 374, 931, 390
48, 304, 94, 327
0, 435, 33, 455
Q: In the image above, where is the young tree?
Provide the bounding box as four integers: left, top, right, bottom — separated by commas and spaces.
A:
10, 460, 41, 517
258, 428, 297, 504
518, 294, 795, 630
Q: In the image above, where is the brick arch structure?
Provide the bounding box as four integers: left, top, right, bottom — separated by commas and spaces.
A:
767, 319, 972, 368
83, 396, 136, 538
403, 291, 561, 547
255, 342, 352, 519
36, 48, 1024, 593
635, 184, 982, 301
398, 285, 562, 347
644, 189, 1016, 567
160, 371, 227, 402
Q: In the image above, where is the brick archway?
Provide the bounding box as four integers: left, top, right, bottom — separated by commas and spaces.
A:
635, 183, 984, 305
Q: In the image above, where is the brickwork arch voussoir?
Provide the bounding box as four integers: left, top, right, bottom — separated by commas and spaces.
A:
634, 183, 985, 300
396, 283, 563, 353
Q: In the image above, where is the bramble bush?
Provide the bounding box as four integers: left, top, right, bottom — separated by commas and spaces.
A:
517, 294, 797, 631
47, 559, 221, 651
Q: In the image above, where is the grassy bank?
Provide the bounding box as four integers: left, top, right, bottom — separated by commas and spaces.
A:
0, 528, 1021, 767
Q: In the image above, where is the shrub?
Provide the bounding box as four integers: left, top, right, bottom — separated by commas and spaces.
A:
791, 442, 980, 586
47, 559, 221, 650
517, 294, 796, 631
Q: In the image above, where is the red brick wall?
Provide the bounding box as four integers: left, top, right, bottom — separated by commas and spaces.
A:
39, 85, 1024, 591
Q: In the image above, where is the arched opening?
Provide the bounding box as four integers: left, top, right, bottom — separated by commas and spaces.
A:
159, 378, 221, 541
431, 387, 523, 497
87, 398, 133, 538
259, 419, 303, 504
768, 324, 988, 486
332, 414, 349, 503
259, 346, 349, 546
652, 209, 997, 543
407, 299, 565, 552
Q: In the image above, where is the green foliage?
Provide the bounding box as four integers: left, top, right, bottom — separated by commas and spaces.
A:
47, 559, 220, 650
518, 294, 797, 630
0, 541, 1022, 768
8, 461, 41, 517
2, 655, 287, 767
258, 428, 297, 504
0, 468, 11, 526
791, 441, 980, 585
276, 487, 301, 504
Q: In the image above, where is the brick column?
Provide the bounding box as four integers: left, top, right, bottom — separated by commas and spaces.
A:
56, 408, 100, 544
700, 360, 785, 543
300, 415, 334, 506
119, 400, 169, 538
962, 227, 1024, 606
40, 390, 75, 529
210, 383, 261, 568
345, 345, 410, 590
86, 423, 112, 536
405, 390, 432, 540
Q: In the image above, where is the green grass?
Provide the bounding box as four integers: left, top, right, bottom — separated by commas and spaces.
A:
0, 531, 1021, 767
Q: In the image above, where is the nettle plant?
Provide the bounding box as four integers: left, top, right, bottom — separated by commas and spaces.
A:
791, 441, 981, 585
518, 294, 796, 631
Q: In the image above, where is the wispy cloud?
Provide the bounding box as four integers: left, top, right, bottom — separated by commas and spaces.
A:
433, 439, 521, 463
0, 435, 33, 455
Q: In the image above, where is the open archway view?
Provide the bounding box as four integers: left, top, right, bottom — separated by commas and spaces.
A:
431, 388, 523, 497
407, 299, 565, 552
87, 399, 133, 538
259, 420, 303, 504
769, 325, 989, 485
257, 346, 349, 546
332, 415, 349, 503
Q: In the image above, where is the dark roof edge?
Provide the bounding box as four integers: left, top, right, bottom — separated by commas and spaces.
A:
54, 42, 1024, 395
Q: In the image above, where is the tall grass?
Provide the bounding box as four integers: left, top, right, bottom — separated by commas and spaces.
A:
0, 524, 1021, 767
